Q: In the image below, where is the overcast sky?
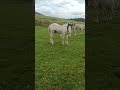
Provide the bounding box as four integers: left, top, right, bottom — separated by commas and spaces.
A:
35, 0, 85, 19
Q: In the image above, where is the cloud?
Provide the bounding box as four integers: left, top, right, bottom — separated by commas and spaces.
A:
35, 0, 85, 19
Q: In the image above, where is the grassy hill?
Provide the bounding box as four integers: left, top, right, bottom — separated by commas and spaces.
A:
35, 12, 84, 26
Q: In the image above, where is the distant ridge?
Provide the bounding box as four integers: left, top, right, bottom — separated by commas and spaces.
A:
35, 12, 44, 15
69, 18, 85, 22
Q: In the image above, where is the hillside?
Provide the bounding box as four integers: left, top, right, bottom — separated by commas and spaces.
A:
35, 12, 85, 26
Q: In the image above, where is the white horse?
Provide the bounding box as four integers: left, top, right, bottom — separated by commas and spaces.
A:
73, 24, 85, 35
48, 23, 73, 45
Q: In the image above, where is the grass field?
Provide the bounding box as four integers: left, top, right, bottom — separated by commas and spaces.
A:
35, 25, 85, 90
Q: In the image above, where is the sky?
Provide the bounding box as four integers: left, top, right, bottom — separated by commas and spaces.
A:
35, 0, 85, 19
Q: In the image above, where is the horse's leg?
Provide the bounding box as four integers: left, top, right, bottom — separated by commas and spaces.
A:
81, 27, 84, 34
78, 29, 80, 35
60, 34, 62, 38
61, 34, 65, 45
65, 34, 69, 45
68, 33, 71, 37
68, 31, 71, 37
74, 29, 77, 36
78, 29, 81, 35
50, 32, 54, 45
81, 28, 84, 34
79, 28, 82, 35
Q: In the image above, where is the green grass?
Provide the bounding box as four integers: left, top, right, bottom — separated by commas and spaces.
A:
35, 25, 85, 90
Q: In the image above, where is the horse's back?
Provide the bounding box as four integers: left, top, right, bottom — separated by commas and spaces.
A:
48, 23, 64, 33
75, 24, 81, 29
49, 23, 60, 30
49, 23, 61, 26
74, 24, 85, 30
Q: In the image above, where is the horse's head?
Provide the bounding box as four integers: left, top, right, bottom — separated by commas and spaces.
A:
68, 23, 75, 30
67, 23, 71, 32
68, 23, 74, 28
66, 23, 73, 36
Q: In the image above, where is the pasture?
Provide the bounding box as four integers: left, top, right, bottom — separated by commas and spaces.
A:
35, 25, 85, 90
